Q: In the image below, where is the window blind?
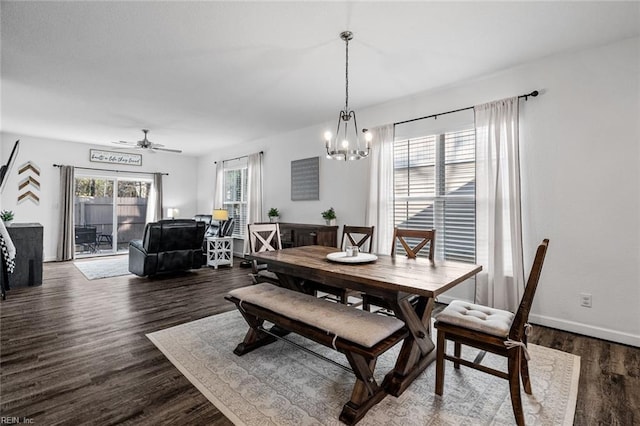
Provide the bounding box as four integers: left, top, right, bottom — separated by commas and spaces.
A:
223, 160, 248, 238
393, 116, 475, 263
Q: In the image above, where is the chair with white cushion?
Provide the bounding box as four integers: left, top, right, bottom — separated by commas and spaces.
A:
434, 238, 550, 426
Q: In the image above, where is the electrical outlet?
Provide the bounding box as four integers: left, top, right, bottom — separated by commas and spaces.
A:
580, 293, 592, 308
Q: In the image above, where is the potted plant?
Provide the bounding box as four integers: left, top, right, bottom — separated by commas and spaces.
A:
321, 207, 336, 226
268, 208, 280, 223
1, 210, 14, 226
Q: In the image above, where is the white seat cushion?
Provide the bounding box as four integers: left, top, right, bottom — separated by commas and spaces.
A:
229, 283, 405, 348
436, 300, 514, 337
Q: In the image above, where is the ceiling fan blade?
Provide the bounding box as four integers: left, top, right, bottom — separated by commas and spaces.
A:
153, 147, 183, 153
111, 130, 181, 154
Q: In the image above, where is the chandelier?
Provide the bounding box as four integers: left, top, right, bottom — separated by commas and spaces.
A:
324, 31, 371, 161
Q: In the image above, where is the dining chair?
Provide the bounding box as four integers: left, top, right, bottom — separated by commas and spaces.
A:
391, 227, 435, 259
341, 225, 375, 253
311, 225, 376, 306
247, 223, 283, 285
363, 227, 436, 312
434, 238, 550, 426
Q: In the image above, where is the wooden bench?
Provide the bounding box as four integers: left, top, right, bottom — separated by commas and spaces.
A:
225, 283, 409, 425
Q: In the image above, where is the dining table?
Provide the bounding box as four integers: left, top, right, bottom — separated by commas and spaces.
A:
247, 244, 482, 398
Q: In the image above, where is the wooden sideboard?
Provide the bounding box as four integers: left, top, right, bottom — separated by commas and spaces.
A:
274, 223, 338, 248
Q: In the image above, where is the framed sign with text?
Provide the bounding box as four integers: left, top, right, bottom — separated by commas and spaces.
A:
90, 149, 142, 166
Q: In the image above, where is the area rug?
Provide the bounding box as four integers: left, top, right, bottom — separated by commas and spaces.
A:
74, 256, 131, 280
147, 310, 580, 425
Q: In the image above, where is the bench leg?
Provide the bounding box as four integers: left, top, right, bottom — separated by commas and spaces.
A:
339, 352, 388, 425
233, 309, 277, 356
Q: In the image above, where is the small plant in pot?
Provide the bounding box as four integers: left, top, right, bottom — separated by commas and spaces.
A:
1, 210, 14, 226
321, 207, 336, 226
268, 208, 280, 223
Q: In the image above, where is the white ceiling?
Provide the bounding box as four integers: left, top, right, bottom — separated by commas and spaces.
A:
2, 1, 639, 156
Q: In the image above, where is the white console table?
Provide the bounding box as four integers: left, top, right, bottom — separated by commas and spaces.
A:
206, 236, 233, 269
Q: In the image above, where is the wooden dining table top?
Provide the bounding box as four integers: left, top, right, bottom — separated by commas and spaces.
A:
248, 245, 482, 298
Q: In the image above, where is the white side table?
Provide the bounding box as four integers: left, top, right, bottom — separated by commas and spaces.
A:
207, 236, 233, 269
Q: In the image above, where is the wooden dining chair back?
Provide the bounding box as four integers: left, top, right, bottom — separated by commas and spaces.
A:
434, 238, 550, 426
247, 223, 283, 284
340, 225, 375, 253
391, 227, 436, 260
363, 228, 436, 312
308, 225, 374, 306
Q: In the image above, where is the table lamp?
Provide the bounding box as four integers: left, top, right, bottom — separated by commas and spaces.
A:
166, 208, 179, 219
213, 209, 229, 237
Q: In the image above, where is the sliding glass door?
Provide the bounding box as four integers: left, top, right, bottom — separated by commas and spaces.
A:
116, 179, 151, 251
74, 174, 151, 257
74, 177, 114, 256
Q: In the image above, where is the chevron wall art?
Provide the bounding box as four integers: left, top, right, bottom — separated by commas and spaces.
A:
17, 161, 40, 205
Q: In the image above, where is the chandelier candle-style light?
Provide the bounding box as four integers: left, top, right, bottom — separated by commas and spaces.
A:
324, 31, 372, 161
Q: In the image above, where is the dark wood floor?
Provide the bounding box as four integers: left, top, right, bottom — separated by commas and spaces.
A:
1, 258, 638, 425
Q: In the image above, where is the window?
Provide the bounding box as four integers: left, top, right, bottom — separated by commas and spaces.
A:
74, 174, 152, 256
223, 161, 248, 238
393, 115, 475, 262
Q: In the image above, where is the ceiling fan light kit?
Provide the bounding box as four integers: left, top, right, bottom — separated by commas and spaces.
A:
324, 31, 371, 161
113, 129, 182, 153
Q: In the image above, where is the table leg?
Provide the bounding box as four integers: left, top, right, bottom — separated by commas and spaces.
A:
383, 295, 436, 397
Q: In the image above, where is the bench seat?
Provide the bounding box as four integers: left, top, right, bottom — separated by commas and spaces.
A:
226, 283, 409, 425
228, 283, 404, 348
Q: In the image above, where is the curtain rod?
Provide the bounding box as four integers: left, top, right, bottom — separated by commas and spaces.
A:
394, 90, 539, 126
214, 150, 263, 165
52, 164, 169, 176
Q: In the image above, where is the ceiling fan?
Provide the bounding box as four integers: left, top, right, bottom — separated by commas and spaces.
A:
112, 129, 182, 153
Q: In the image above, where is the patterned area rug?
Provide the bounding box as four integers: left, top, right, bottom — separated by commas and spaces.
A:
74, 256, 131, 280
147, 310, 580, 425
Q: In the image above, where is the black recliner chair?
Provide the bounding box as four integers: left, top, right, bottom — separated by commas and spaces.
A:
129, 219, 206, 277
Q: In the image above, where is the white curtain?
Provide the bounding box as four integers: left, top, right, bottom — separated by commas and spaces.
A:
244, 152, 264, 254
365, 124, 395, 255
474, 97, 525, 311
145, 173, 163, 223
213, 161, 224, 210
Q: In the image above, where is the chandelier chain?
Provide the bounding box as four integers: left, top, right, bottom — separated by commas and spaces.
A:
344, 37, 349, 112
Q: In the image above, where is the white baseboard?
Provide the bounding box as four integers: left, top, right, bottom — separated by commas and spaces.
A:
435, 295, 640, 347
529, 313, 640, 348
